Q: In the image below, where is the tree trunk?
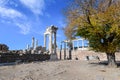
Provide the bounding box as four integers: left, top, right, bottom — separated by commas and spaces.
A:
106, 53, 117, 67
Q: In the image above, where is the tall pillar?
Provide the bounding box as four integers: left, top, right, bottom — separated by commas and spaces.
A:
49, 33, 52, 54
64, 42, 66, 60
50, 26, 58, 60
35, 39, 38, 48
88, 41, 89, 47
54, 32, 57, 54
60, 42, 62, 60
77, 40, 79, 49
44, 34, 47, 47
27, 44, 30, 50
32, 37, 35, 49
82, 39, 84, 49
72, 41, 74, 51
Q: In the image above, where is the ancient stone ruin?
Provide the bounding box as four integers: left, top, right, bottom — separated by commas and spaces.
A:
0, 25, 114, 63
23, 37, 46, 54
44, 25, 58, 60
0, 25, 59, 63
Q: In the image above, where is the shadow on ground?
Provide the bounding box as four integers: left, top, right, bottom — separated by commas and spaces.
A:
89, 61, 120, 67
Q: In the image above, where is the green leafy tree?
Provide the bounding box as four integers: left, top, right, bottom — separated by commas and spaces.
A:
64, 0, 120, 67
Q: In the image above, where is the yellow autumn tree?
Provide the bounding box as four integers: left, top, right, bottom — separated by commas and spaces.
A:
64, 0, 120, 67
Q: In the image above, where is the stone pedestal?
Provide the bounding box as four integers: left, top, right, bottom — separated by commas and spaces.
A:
50, 53, 58, 60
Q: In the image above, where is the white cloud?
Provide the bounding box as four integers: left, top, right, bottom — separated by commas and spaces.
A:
0, 6, 31, 35
0, 0, 55, 35
58, 21, 66, 28
0, 7, 24, 19
20, 0, 45, 15
16, 23, 31, 35
0, 0, 9, 6
9, 1, 18, 7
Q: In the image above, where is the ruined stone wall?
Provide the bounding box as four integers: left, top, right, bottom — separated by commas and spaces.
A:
57, 49, 120, 61
0, 53, 50, 63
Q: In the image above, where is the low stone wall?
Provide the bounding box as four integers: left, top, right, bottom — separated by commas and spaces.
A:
0, 53, 50, 63
57, 49, 120, 61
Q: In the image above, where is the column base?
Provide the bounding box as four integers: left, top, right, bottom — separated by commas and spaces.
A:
50, 53, 58, 60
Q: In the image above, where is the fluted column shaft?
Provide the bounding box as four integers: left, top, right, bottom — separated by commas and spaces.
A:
49, 33, 52, 54
44, 34, 47, 47
82, 39, 84, 48
54, 32, 57, 54
32, 37, 35, 49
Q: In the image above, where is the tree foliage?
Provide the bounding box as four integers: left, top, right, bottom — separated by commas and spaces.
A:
65, 0, 120, 67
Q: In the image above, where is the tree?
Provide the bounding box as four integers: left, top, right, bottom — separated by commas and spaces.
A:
64, 0, 120, 67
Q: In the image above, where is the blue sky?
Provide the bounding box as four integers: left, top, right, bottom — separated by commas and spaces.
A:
0, 0, 69, 50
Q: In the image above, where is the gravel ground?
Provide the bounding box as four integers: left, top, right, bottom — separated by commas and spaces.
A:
0, 60, 120, 80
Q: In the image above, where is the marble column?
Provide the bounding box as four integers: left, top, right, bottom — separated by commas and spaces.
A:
72, 41, 74, 51
77, 40, 79, 49
49, 33, 52, 54
35, 39, 38, 48
64, 42, 66, 60
82, 39, 84, 48
27, 44, 30, 50
44, 34, 47, 47
60, 42, 62, 60
50, 31, 58, 60
54, 32, 57, 54
32, 37, 35, 49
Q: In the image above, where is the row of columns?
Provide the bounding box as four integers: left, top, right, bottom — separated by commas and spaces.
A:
60, 41, 66, 60
60, 39, 89, 60
44, 32, 57, 54
44, 25, 58, 60
61, 39, 87, 51
72, 39, 86, 50
26, 37, 38, 50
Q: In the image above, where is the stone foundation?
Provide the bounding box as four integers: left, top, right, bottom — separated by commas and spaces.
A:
50, 54, 58, 60
0, 53, 50, 63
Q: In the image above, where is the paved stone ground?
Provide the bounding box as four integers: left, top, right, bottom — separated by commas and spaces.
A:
0, 60, 120, 80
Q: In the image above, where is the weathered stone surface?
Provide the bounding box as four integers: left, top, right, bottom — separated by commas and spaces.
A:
44, 25, 58, 60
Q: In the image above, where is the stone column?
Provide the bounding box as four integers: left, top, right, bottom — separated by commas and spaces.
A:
35, 39, 38, 48
87, 41, 89, 47
50, 31, 58, 60
72, 41, 74, 51
54, 32, 57, 54
77, 40, 79, 49
27, 44, 30, 50
68, 41, 72, 60
64, 42, 66, 60
60, 42, 62, 60
49, 33, 52, 54
32, 37, 35, 49
50, 26, 58, 60
82, 39, 84, 49
44, 34, 47, 47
